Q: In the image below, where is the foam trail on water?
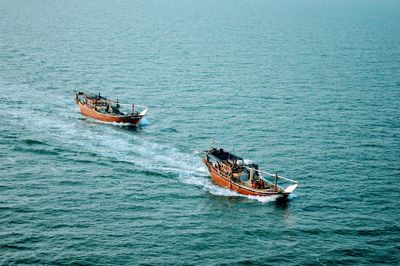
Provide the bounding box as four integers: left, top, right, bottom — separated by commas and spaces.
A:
2, 86, 286, 204
139, 118, 150, 126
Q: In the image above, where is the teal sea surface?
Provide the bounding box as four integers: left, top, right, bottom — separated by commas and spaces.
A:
1, 0, 399, 264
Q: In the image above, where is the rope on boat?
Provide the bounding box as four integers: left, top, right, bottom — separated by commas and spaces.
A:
116, 103, 148, 109
247, 167, 298, 183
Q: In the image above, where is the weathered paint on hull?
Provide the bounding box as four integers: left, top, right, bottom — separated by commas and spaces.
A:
78, 102, 143, 125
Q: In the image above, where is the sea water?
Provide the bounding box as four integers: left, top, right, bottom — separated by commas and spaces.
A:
1, 0, 399, 264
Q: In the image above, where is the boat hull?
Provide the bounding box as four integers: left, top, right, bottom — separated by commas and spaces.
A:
204, 159, 289, 198
78, 102, 143, 125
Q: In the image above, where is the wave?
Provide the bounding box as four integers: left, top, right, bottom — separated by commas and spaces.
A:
1, 84, 290, 203
79, 117, 150, 128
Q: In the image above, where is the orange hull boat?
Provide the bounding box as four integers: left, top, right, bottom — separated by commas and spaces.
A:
75, 92, 148, 125
202, 148, 298, 198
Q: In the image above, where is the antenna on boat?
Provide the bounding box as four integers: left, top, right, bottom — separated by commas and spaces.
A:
210, 140, 217, 148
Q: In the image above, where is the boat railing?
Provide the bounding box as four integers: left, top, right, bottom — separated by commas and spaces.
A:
244, 167, 298, 184
206, 155, 298, 183
205, 153, 296, 182
91, 100, 148, 111
75, 92, 148, 108
75, 92, 148, 114
115, 103, 149, 110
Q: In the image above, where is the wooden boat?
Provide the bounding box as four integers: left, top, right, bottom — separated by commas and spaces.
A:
74, 92, 148, 125
202, 148, 298, 199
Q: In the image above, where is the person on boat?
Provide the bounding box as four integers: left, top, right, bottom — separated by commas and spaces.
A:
232, 161, 239, 172
131, 104, 135, 115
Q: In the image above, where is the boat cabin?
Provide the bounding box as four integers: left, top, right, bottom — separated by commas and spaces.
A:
205, 148, 272, 190
75, 92, 138, 116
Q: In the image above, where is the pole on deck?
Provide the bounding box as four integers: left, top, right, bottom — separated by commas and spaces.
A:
274, 173, 278, 192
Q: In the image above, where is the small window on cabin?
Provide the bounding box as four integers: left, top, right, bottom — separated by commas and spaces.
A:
240, 171, 249, 181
